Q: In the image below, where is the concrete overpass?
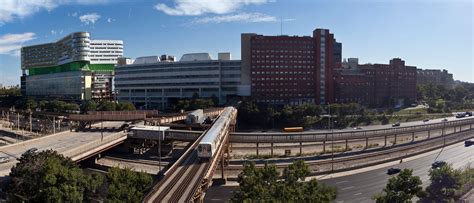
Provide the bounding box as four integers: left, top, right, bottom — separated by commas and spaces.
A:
0, 121, 127, 176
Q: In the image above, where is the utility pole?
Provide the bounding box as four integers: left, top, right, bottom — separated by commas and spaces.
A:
158, 122, 162, 173
29, 111, 32, 133
53, 116, 56, 134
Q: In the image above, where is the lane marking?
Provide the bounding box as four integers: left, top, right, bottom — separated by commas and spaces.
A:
354, 193, 363, 196
336, 180, 349, 184
342, 186, 354, 190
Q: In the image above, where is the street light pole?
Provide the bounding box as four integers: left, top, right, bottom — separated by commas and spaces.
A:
329, 103, 335, 173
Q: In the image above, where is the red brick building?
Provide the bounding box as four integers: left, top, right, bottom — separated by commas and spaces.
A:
334, 58, 417, 106
241, 28, 341, 105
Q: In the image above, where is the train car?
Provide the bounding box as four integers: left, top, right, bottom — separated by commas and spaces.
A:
185, 109, 204, 124
283, 127, 304, 132
197, 107, 234, 159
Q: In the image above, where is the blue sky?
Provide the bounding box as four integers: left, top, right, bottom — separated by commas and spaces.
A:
0, 0, 472, 86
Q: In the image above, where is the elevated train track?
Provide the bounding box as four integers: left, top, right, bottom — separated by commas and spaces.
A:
143, 107, 237, 203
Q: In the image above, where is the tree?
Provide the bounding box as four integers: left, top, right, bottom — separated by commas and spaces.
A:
106, 167, 153, 202
421, 164, 463, 202
210, 94, 219, 106
25, 99, 37, 111
373, 169, 423, 203
80, 100, 97, 113
97, 100, 116, 111
7, 150, 103, 202
232, 160, 337, 202
116, 101, 136, 111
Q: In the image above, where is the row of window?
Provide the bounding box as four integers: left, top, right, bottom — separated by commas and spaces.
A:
252, 77, 312, 81
252, 50, 315, 54
253, 60, 314, 64
252, 71, 313, 75
252, 65, 314, 69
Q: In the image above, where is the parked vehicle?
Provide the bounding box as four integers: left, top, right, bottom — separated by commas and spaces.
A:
431, 161, 446, 169
387, 168, 401, 175
25, 148, 38, 154
0, 157, 10, 163
466, 112, 473, 117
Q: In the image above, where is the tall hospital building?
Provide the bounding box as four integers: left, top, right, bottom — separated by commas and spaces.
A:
21, 32, 123, 101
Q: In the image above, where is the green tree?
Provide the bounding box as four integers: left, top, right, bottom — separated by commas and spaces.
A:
80, 100, 98, 113
106, 167, 153, 203
210, 94, 219, 106
422, 164, 463, 202
7, 150, 103, 202
97, 100, 116, 111
25, 99, 37, 111
373, 169, 423, 203
232, 160, 337, 202
116, 101, 136, 111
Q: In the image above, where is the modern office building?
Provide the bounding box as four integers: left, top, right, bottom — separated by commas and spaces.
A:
21, 32, 123, 101
242, 28, 341, 105
417, 68, 454, 87
334, 58, 417, 106
115, 53, 250, 110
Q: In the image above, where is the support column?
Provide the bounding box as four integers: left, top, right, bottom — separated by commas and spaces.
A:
256, 143, 259, 156
221, 153, 225, 179
412, 132, 415, 142
428, 130, 431, 139
299, 142, 302, 155
345, 139, 348, 151
323, 141, 326, 153
271, 143, 273, 157
394, 134, 397, 145
384, 135, 387, 147
365, 137, 369, 149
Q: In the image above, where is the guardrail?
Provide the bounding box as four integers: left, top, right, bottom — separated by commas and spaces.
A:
229, 118, 474, 143
63, 132, 127, 161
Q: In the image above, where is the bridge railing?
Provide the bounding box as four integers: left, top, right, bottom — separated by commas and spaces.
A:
229, 118, 474, 143
63, 132, 126, 159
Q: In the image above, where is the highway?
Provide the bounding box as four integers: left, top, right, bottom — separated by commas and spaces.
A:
321, 139, 474, 202
204, 138, 474, 202
0, 121, 125, 176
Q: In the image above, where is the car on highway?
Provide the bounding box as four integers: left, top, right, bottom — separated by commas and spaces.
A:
353, 127, 363, 130
456, 113, 466, 118
465, 140, 474, 147
442, 118, 448, 122
466, 112, 473, 117
423, 119, 429, 122
431, 161, 446, 169
25, 147, 38, 154
387, 168, 401, 175
0, 156, 10, 163
392, 122, 400, 127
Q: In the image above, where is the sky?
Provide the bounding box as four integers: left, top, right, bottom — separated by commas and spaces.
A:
0, 0, 472, 86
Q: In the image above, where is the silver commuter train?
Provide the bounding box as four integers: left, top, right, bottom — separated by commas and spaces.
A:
197, 107, 235, 159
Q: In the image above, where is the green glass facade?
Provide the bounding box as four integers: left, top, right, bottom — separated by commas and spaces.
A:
28, 61, 115, 76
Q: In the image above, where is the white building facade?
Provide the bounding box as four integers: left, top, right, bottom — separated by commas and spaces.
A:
115, 53, 250, 110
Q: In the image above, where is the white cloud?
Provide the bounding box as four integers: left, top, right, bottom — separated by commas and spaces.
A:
192, 12, 276, 24
107, 17, 114, 23
0, 32, 36, 56
69, 12, 78, 17
50, 29, 63, 35
155, 0, 269, 16
79, 13, 101, 25
0, 0, 108, 25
